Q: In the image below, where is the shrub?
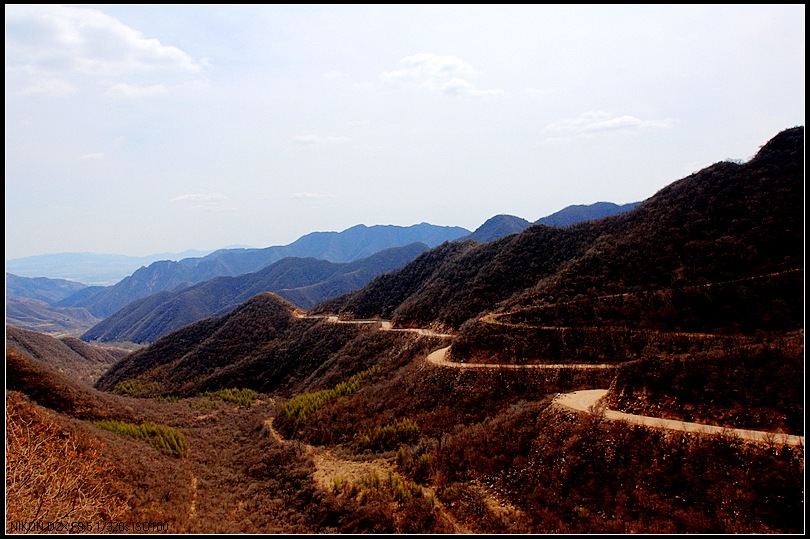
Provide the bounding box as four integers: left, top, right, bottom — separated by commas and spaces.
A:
90, 420, 188, 458
200, 387, 259, 408
278, 365, 381, 426
112, 379, 162, 397
354, 418, 420, 452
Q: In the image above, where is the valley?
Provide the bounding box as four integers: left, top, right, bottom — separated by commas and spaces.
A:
5, 126, 805, 534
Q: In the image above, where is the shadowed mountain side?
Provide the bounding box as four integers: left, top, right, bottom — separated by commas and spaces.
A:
6, 273, 89, 304
6, 294, 101, 336
93, 290, 424, 399
6, 325, 127, 385
94, 293, 298, 394
57, 223, 469, 318
81, 243, 430, 344
313, 240, 480, 321
317, 224, 599, 330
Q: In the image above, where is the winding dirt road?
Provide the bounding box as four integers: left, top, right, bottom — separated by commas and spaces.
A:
425, 346, 617, 370
300, 313, 804, 447
554, 389, 804, 447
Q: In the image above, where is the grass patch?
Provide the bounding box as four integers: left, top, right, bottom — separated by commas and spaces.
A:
200, 388, 259, 408
354, 418, 420, 452
90, 420, 187, 458
278, 365, 381, 424
334, 471, 425, 506
112, 379, 161, 397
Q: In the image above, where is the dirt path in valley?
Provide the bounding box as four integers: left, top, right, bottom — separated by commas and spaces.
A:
263, 415, 394, 491
263, 414, 472, 533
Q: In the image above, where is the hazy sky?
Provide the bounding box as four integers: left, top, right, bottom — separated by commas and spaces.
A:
5, 4, 805, 259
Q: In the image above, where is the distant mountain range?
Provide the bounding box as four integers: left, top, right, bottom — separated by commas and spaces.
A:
49, 223, 468, 319
535, 201, 641, 227
7, 203, 642, 339
81, 243, 430, 344
464, 202, 641, 243
6, 273, 90, 303
6, 250, 214, 286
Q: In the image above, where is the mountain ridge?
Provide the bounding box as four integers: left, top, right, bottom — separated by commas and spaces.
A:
80, 242, 431, 344
55, 223, 470, 318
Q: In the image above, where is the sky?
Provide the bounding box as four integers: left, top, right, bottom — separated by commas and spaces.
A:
5, 4, 805, 260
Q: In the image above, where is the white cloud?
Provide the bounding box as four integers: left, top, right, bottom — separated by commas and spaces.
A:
170, 193, 229, 210
292, 135, 350, 145
382, 53, 503, 98
18, 77, 77, 97
544, 111, 677, 135
6, 5, 201, 76
291, 191, 334, 200
105, 83, 168, 99
292, 135, 322, 145
439, 78, 504, 98
78, 153, 105, 161
383, 53, 479, 82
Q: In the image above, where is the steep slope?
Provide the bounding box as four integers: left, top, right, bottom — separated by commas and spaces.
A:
6, 325, 126, 385
6, 294, 101, 335
58, 223, 469, 318
6, 273, 89, 303
81, 243, 430, 344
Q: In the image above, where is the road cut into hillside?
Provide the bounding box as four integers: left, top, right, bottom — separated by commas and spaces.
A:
300, 312, 803, 447
425, 346, 617, 370
554, 389, 805, 447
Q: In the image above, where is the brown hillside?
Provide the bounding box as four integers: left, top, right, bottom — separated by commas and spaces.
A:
6, 325, 124, 385
6, 347, 143, 422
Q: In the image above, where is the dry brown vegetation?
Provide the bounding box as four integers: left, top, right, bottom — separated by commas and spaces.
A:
5, 392, 128, 531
